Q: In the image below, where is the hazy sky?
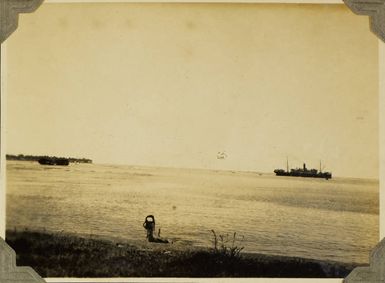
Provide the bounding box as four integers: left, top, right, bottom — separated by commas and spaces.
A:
5, 3, 379, 178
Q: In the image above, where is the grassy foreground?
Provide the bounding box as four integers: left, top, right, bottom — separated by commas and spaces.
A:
6, 230, 358, 278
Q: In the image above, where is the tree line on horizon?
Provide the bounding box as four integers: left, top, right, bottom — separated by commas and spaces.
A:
6, 154, 92, 164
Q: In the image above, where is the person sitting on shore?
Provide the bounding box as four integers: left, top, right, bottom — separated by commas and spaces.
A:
143, 215, 169, 244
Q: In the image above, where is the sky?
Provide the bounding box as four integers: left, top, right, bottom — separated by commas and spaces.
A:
5, 3, 379, 178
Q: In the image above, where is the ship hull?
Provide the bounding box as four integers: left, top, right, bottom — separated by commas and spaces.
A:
38, 157, 69, 166
274, 171, 331, 180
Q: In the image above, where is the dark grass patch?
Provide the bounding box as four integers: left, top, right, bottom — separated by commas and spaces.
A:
6, 229, 358, 278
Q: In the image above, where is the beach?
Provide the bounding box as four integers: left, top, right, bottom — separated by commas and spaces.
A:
6, 229, 358, 277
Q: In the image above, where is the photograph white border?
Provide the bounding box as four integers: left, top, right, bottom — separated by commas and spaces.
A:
0, 1, 383, 282
379, 39, 384, 240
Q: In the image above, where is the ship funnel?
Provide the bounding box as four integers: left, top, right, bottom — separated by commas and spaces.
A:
303, 163, 307, 171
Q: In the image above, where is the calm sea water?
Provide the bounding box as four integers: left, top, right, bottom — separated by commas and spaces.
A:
6, 160, 379, 264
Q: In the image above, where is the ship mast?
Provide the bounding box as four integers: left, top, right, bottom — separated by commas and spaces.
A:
319, 160, 322, 173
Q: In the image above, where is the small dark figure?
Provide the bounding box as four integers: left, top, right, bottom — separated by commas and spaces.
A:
143, 215, 169, 243
143, 215, 156, 241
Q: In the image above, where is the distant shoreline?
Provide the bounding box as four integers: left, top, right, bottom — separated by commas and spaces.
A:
6, 154, 92, 164
6, 229, 359, 278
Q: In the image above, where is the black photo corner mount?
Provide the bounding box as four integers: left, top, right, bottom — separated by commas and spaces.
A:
0, 0, 384, 282
344, 238, 385, 283
0, 238, 46, 283
343, 0, 385, 42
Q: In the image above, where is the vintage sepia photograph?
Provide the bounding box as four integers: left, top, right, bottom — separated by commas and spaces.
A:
3, 2, 380, 278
